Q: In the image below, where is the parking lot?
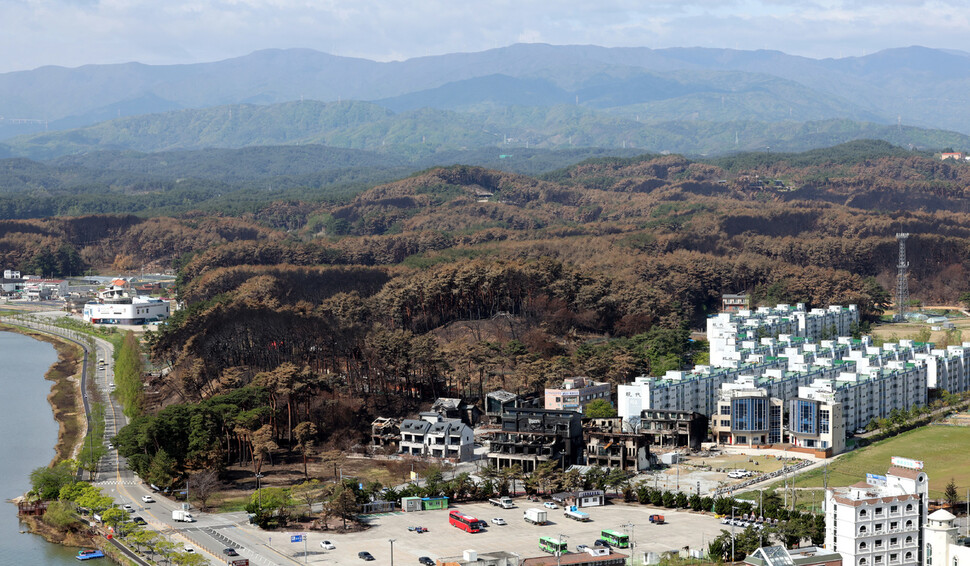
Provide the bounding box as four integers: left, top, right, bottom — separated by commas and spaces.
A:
280, 499, 725, 564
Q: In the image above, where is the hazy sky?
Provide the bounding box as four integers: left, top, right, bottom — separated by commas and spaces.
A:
2, 0, 968, 73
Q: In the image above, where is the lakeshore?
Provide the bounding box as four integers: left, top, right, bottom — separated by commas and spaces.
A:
0, 330, 86, 564
0, 321, 87, 465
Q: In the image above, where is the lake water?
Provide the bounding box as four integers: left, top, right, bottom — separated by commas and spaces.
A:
0, 331, 79, 565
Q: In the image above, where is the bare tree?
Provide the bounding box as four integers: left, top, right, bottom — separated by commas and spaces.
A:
189, 468, 221, 511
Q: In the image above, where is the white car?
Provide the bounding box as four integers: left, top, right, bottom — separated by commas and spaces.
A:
141, 495, 155, 503
320, 541, 336, 550
491, 517, 507, 525
122, 504, 134, 513
184, 545, 195, 553
542, 502, 558, 509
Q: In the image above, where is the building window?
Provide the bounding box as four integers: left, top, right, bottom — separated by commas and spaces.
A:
861, 509, 868, 517
890, 554, 897, 562
906, 504, 913, 512
905, 520, 913, 529
891, 505, 898, 513
927, 543, 933, 566
906, 537, 913, 545
891, 521, 898, 530
905, 552, 913, 561
860, 559, 868, 566
860, 525, 867, 534
876, 507, 883, 516
860, 542, 868, 550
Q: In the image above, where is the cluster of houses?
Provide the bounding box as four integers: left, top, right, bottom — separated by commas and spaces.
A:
373, 301, 970, 470
2, 268, 175, 326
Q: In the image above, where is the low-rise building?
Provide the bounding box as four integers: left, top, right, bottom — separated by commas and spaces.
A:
437, 550, 518, 566
583, 417, 650, 471
545, 377, 611, 413
722, 293, 750, 312
487, 408, 584, 472
743, 545, 842, 566
521, 550, 626, 566
370, 417, 401, 450
550, 489, 606, 508
398, 415, 474, 462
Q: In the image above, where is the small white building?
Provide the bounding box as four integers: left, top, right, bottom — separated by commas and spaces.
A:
83, 295, 171, 325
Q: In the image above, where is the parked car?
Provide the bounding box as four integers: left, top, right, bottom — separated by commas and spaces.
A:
594, 539, 611, 548
131, 516, 147, 525
140, 495, 155, 503
491, 517, 507, 525
419, 558, 435, 566
183, 545, 195, 553
542, 502, 558, 509
576, 544, 590, 552
320, 541, 336, 550
359, 551, 375, 561
122, 504, 134, 513
223, 548, 239, 556
474, 520, 488, 529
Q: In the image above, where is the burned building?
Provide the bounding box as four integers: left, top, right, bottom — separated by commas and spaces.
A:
371, 417, 401, 450
487, 408, 583, 472
583, 417, 650, 472
639, 409, 708, 452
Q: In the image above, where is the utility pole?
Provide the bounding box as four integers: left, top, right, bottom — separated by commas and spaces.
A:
622, 521, 636, 549
389, 538, 396, 566
556, 534, 569, 566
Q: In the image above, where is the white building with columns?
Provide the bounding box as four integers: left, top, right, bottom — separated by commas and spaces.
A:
824, 459, 929, 566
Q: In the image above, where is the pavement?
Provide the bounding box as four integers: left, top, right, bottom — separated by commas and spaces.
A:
240, 499, 725, 565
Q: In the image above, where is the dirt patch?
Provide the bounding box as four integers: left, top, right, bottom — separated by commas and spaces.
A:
20, 515, 97, 549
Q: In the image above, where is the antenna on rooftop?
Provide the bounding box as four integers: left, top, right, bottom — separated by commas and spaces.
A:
895, 233, 911, 322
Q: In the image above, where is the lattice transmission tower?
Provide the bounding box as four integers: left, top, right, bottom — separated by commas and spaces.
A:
895, 233, 910, 322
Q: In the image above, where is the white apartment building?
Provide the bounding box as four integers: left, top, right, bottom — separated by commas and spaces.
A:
825, 459, 929, 566
708, 304, 859, 367
617, 359, 787, 427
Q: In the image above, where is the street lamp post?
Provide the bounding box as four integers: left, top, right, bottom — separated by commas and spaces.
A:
731, 505, 738, 563
255, 473, 264, 513
389, 538, 396, 566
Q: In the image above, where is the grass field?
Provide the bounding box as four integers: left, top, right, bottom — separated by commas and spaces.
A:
776, 425, 970, 499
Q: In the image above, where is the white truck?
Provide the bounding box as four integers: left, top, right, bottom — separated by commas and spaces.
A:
523, 508, 548, 525
172, 509, 195, 522
489, 497, 515, 509
564, 507, 590, 521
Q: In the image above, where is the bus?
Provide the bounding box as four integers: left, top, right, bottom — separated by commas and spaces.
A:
449, 510, 481, 533
539, 537, 568, 554
599, 529, 630, 548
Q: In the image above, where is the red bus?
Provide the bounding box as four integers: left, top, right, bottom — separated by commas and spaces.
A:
449, 510, 481, 533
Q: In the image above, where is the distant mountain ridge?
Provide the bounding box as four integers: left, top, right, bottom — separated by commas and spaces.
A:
2, 44, 970, 154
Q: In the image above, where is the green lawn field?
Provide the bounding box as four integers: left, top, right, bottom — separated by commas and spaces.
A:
756, 425, 970, 499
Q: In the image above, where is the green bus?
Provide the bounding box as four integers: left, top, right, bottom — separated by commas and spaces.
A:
599, 529, 630, 548
539, 537, 568, 554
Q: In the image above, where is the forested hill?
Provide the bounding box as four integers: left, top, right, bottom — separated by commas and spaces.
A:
3, 99, 969, 160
